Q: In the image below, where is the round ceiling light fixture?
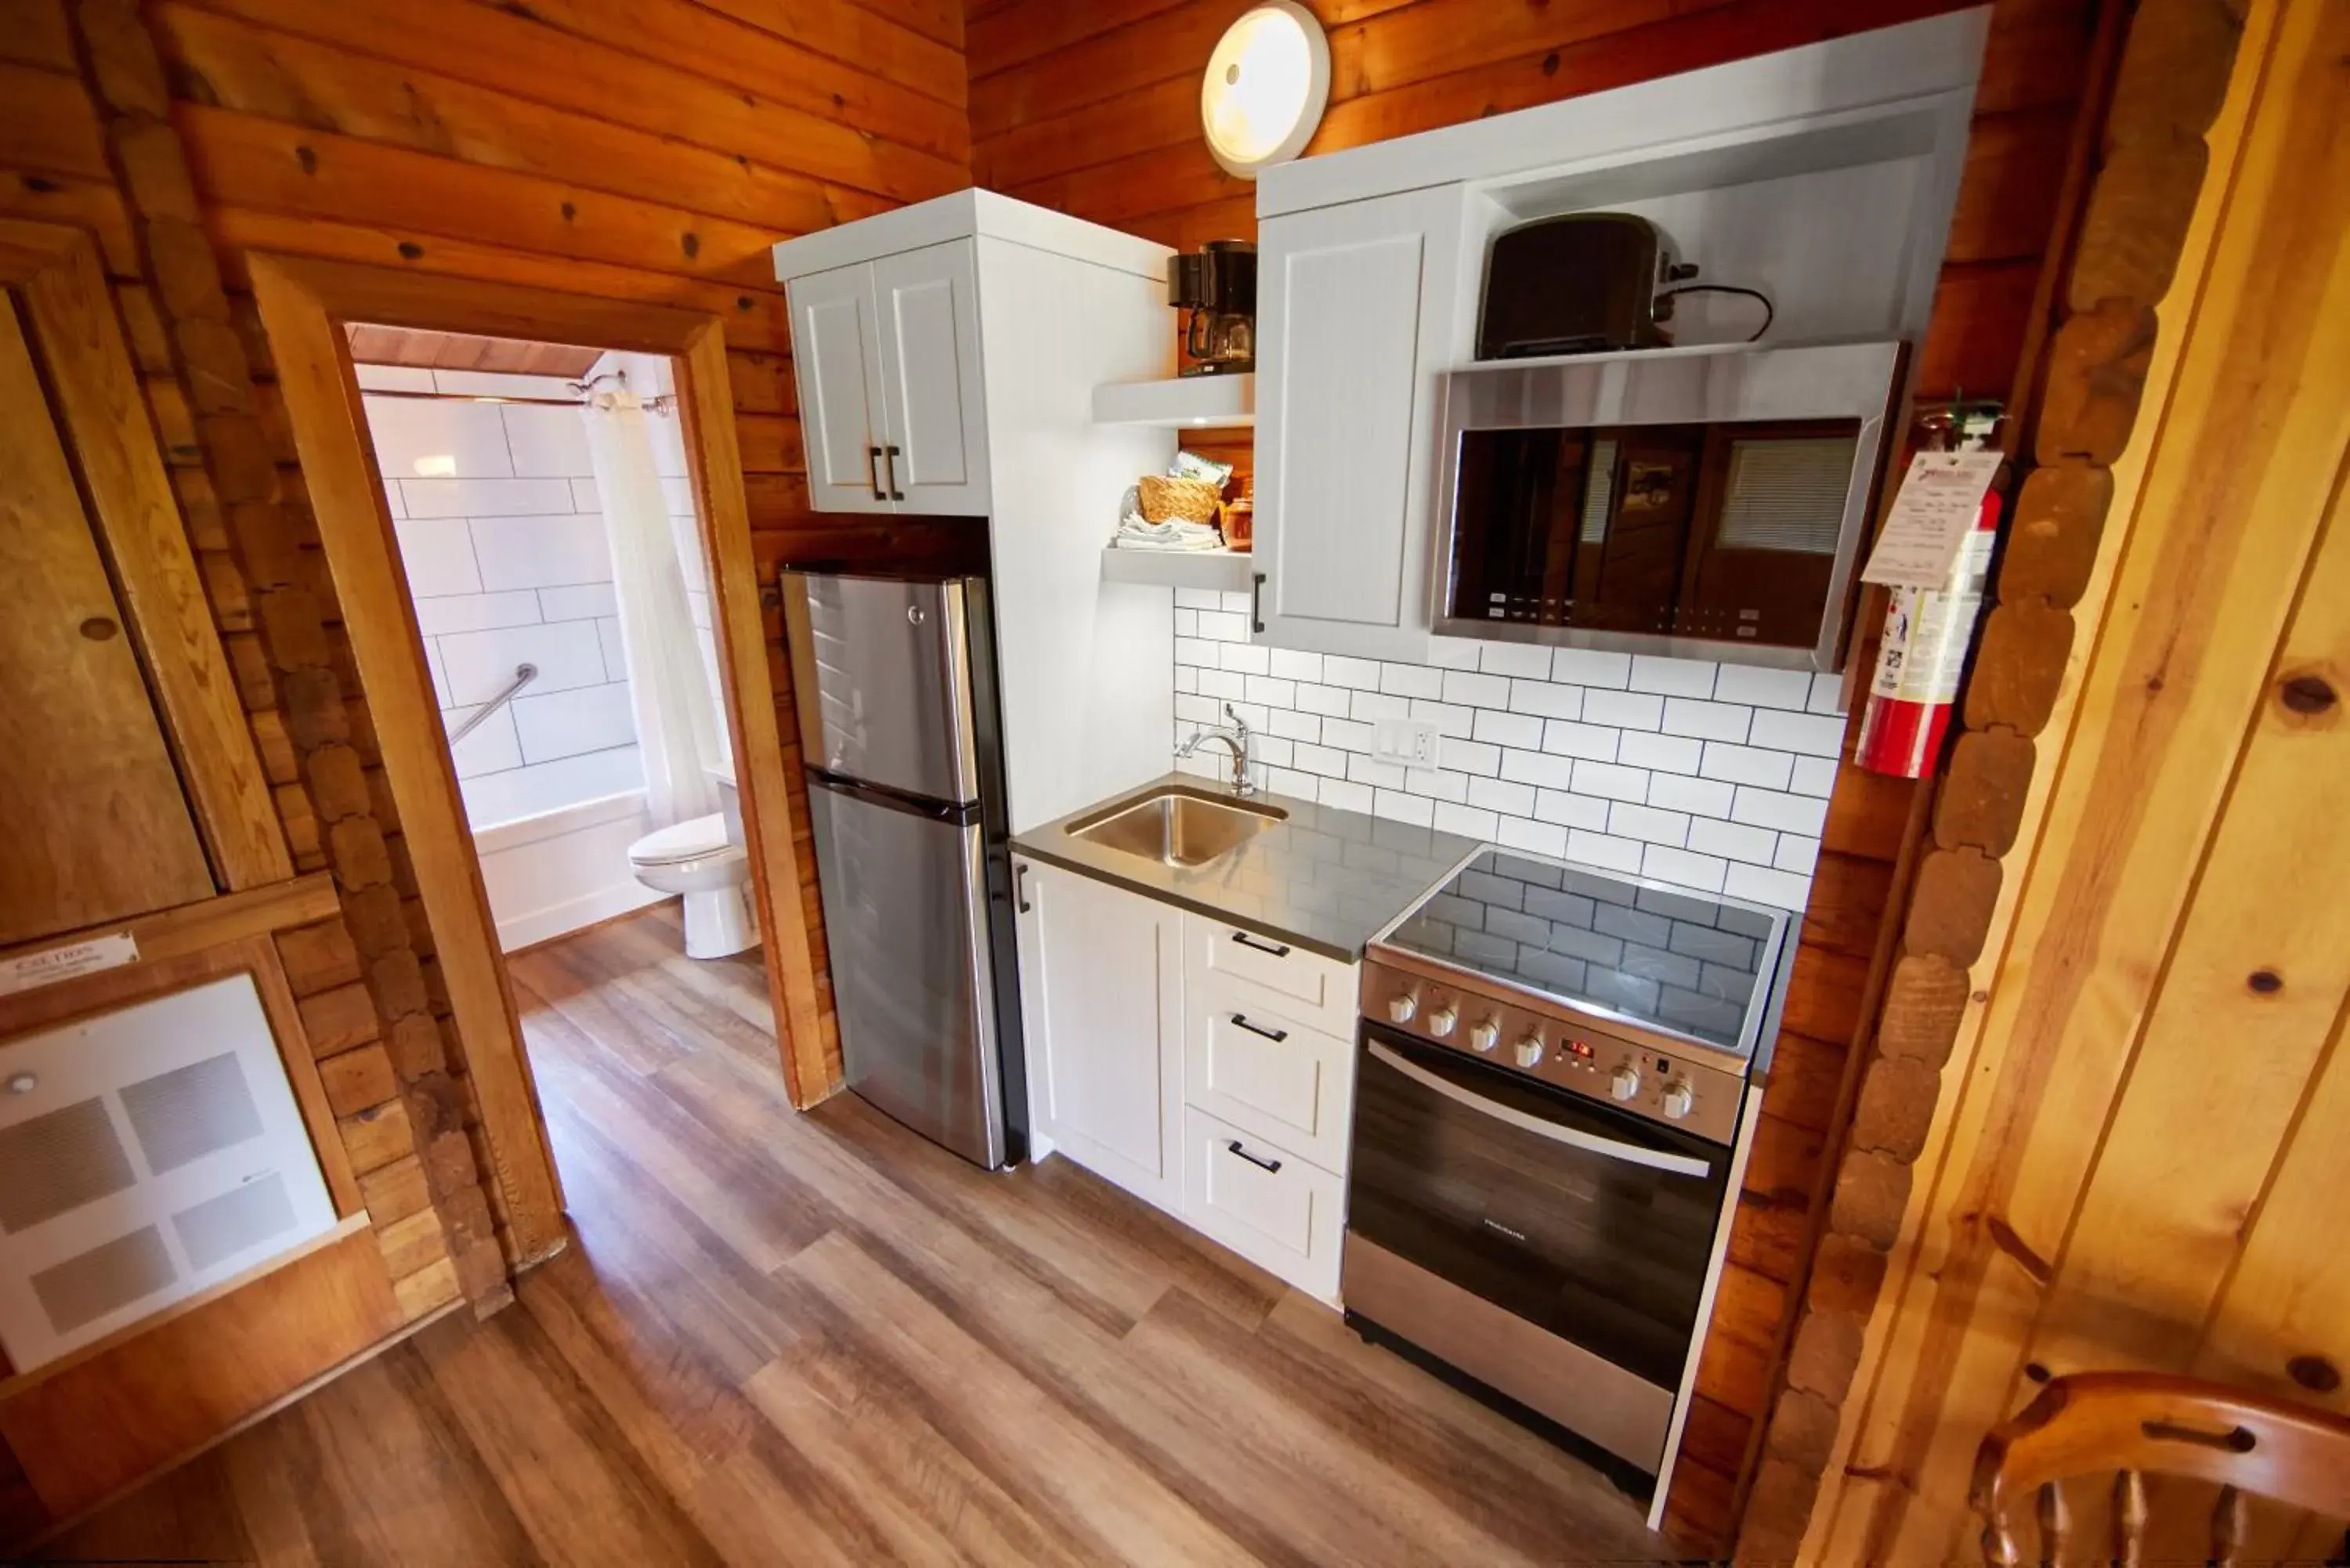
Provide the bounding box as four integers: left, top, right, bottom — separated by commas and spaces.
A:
1200, 1, 1331, 179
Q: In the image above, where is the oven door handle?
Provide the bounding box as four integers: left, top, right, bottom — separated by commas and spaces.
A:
1367, 1042, 1714, 1178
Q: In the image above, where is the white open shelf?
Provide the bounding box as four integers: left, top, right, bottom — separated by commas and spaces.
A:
1100, 547, 1256, 593
1092, 373, 1254, 428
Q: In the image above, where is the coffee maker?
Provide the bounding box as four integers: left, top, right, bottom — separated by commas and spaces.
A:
1168, 240, 1256, 376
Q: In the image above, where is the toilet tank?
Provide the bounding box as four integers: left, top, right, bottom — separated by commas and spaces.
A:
710, 770, 744, 845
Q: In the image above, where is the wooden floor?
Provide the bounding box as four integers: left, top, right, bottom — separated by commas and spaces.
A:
41, 905, 1669, 1566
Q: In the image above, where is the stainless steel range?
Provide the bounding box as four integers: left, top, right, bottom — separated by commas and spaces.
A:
1343, 848, 1795, 1519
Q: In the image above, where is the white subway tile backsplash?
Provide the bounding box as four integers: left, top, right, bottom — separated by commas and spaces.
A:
1775, 834, 1822, 877
1499, 749, 1575, 791
1266, 708, 1320, 742
1441, 669, 1510, 709
1322, 717, 1376, 753
1176, 692, 1218, 724
1618, 730, 1702, 775
1661, 697, 1752, 743
1196, 611, 1249, 643
1294, 742, 1348, 778
1444, 738, 1502, 776
1731, 786, 1831, 836
1497, 817, 1569, 858
1426, 638, 1483, 670
1349, 754, 1407, 791
1507, 680, 1582, 720
1404, 767, 1466, 804
1726, 862, 1811, 911
1648, 771, 1735, 818
1571, 760, 1648, 803
1411, 699, 1474, 739
1219, 641, 1270, 676
1789, 753, 1838, 797
1533, 789, 1608, 830
1688, 815, 1779, 866
1264, 766, 1320, 801
413, 590, 540, 637
1712, 665, 1815, 710
1566, 829, 1643, 873
470, 514, 616, 591
1198, 667, 1246, 700
1539, 720, 1619, 761
1268, 648, 1322, 682
1245, 674, 1296, 708
1253, 735, 1293, 768
1477, 641, 1552, 679
1374, 789, 1435, 828
1809, 673, 1846, 715
1467, 776, 1535, 817
1699, 742, 1796, 791
1472, 709, 1544, 750
1434, 802, 1500, 839
1749, 707, 1847, 757
1609, 801, 1690, 847
1174, 636, 1216, 668
1379, 661, 1446, 699
1175, 587, 1223, 610
1579, 688, 1664, 730
1641, 844, 1730, 893
1220, 591, 1254, 616
1318, 778, 1374, 815
1172, 608, 1200, 638
1551, 648, 1631, 688
1351, 689, 1411, 723
1628, 655, 1717, 698
1324, 655, 1382, 691
1295, 682, 1351, 718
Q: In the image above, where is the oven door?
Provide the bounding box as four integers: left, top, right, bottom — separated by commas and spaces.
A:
1347, 1023, 1734, 1393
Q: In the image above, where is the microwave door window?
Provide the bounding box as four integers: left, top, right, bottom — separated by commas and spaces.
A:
1679, 423, 1860, 646
1449, 429, 1585, 627
1574, 428, 1703, 636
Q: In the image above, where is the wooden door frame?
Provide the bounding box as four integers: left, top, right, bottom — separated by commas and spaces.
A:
0, 220, 289, 894
247, 253, 829, 1267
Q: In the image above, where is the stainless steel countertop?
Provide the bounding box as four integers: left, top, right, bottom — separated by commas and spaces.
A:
1010, 772, 1484, 963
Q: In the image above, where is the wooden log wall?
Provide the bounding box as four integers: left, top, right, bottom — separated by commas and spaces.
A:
964, 0, 2105, 1548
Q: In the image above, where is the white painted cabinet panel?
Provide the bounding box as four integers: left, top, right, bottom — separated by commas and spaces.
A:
789, 262, 891, 514
873, 240, 989, 515
1180, 1106, 1345, 1302
1012, 858, 1183, 1212
1254, 186, 1464, 660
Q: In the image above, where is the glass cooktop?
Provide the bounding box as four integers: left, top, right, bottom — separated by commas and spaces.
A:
1379, 851, 1786, 1053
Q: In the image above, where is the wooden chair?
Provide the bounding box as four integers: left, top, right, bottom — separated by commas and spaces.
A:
1972, 1372, 2350, 1566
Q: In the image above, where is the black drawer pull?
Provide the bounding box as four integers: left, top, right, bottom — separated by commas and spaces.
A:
1230, 930, 1291, 958
1225, 1140, 1282, 1174
1230, 1013, 1288, 1043
1014, 862, 1032, 913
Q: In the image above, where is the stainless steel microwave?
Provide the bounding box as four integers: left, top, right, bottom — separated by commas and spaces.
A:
1428, 340, 1904, 671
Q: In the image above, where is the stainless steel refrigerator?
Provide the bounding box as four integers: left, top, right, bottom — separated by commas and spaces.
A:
779, 569, 1026, 1169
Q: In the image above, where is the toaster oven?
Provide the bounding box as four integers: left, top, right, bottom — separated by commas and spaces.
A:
1429, 340, 1904, 671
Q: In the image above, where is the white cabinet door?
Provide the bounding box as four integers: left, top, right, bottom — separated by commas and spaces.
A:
873, 239, 990, 515
1255, 187, 1463, 659
1012, 858, 1183, 1212
789, 261, 891, 513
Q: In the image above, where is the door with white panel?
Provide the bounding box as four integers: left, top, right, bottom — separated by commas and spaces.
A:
1011, 858, 1182, 1212
873, 239, 990, 515
788, 260, 891, 513
1255, 186, 1465, 659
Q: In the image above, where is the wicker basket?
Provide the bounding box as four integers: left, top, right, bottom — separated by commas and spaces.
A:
1137, 474, 1221, 524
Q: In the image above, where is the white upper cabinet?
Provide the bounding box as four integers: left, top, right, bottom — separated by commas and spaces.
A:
784, 240, 989, 514
1254, 186, 1462, 662
873, 240, 990, 514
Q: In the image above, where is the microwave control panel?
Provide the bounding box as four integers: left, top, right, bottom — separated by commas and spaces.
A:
1361, 956, 1745, 1147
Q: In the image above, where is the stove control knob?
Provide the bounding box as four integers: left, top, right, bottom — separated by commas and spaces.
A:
1513, 1035, 1545, 1069
1610, 1064, 1642, 1102
1469, 1018, 1502, 1053
1386, 990, 1419, 1024
1661, 1082, 1694, 1121
1426, 1002, 1459, 1038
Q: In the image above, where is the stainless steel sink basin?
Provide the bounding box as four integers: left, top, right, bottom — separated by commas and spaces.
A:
1067, 786, 1286, 868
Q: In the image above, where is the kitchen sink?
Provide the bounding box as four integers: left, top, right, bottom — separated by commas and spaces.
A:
1067, 786, 1285, 868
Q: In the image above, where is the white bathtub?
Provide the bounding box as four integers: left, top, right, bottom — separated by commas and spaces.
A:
472, 790, 667, 952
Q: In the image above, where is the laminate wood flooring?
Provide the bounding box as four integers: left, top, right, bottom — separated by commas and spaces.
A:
38, 905, 1674, 1566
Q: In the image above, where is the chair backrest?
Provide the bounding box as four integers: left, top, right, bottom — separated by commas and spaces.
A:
1972, 1372, 2350, 1566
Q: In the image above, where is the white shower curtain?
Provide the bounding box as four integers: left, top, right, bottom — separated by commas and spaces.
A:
580, 383, 723, 829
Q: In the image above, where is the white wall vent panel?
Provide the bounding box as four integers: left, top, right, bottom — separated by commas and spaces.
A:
0, 974, 338, 1371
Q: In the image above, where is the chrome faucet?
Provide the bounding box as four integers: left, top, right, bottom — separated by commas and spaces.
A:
1177, 703, 1257, 797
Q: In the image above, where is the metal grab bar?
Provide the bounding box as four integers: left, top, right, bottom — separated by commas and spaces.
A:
449, 662, 537, 745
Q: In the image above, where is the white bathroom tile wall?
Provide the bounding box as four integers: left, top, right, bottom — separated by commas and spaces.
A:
1170, 594, 1846, 912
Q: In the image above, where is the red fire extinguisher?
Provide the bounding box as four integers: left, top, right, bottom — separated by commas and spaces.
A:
1854, 475, 2004, 779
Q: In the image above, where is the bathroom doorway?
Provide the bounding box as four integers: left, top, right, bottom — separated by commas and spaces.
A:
251, 256, 830, 1270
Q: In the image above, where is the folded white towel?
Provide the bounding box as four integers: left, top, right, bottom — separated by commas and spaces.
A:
1112, 512, 1224, 552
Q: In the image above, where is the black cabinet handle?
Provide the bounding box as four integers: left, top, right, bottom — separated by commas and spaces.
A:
884, 443, 906, 500
1251, 570, 1267, 634
1230, 1013, 1288, 1043
1231, 930, 1291, 958
1225, 1140, 1282, 1174
1015, 862, 1032, 914
866, 445, 885, 501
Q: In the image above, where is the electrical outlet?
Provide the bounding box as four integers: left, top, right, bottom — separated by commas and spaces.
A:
1373, 719, 1442, 768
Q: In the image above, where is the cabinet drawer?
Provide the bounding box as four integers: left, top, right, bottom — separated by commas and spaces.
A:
1181, 1108, 1343, 1302
1182, 914, 1358, 1039
1183, 981, 1354, 1174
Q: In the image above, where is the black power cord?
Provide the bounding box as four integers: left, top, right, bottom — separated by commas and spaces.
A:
1656, 283, 1774, 342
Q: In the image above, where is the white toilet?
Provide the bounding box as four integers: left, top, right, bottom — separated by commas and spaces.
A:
627, 774, 759, 959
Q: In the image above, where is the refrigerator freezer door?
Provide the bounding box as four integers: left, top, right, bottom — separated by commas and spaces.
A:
806, 779, 1006, 1168
783, 573, 980, 805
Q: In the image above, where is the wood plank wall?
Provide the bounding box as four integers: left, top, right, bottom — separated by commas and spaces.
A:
964, 0, 2102, 1546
